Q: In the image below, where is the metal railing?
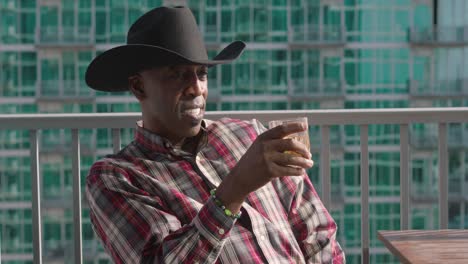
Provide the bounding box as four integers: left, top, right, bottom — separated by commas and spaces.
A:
1, 107, 468, 264
36, 26, 95, 45
409, 26, 468, 46
289, 78, 345, 98
38, 80, 95, 98
409, 79, 468, 97
289, 24, 345, 45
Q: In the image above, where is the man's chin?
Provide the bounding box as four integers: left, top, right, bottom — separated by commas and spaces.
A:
175, 113, 204, 137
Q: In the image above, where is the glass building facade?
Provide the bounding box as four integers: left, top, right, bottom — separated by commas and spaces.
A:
1, 0, 468, 263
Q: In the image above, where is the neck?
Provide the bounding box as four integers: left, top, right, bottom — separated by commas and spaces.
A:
141, 114, 184, 145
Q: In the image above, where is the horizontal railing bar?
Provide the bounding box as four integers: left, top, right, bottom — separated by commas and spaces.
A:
345, 196, 401, 203
0, 150, 30, 157
1, 254, 34, 261
0, 201, 31, 209
1, 108, 468, 129
344, 145, 402, 153
345, 247, 396, 255
155, 107, 464, 125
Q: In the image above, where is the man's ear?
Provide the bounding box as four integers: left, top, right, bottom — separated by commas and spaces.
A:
128, 74, 146, 100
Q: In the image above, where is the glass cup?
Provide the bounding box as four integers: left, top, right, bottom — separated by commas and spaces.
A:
268, 117, 310, 157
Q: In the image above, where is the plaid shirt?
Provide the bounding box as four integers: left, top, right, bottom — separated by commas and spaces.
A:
86, 118, 345, 264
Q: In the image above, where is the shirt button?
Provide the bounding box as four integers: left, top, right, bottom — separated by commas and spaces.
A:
218, 228, 225, 235
260, 235, 266, 241
164, 142, 170, 148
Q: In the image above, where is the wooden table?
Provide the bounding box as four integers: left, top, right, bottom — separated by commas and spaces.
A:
378, 229, 468, 264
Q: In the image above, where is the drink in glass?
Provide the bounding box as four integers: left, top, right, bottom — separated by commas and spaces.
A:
268, 117, 310, 157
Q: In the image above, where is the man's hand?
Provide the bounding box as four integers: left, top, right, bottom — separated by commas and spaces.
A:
215, 122, 314, 214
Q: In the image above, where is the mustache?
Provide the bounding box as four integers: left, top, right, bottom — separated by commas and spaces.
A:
178, 96, 205, 110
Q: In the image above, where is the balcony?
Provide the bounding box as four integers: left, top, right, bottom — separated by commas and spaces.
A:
204, 24, 218, 46
409, 79, 468, 98
409, 26, 468, 47
289, 78, 345, 100
40, 128, 96, 154
289, 24, 346, 48
411, 172, 468, 203
410, 126, 468, 149
35, 26, 95, 47
1, 108, 468, 263
38, 80, 96, 101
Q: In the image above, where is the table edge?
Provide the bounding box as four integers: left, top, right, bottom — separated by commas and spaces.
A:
377, 231, 412, 264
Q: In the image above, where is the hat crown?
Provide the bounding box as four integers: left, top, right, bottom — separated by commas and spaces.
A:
127, 6, 208, 60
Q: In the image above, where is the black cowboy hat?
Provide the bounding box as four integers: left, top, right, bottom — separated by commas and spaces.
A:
85, 6, 245, 92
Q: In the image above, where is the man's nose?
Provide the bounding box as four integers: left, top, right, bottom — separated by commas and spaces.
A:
184, 72, 205, 97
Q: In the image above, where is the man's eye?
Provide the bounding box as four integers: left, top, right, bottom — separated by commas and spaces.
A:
198, 70, 208, 78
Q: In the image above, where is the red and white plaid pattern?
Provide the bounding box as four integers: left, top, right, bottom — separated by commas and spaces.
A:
86, 118, 345, 263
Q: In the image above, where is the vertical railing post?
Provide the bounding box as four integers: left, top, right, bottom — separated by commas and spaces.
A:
30, 130, 42, 264
112, 128, 121, 154
438, 123, 448, 229
321, 125, 331, 208
72, 129, 83, 264
360, 125, 369, 264
400, 124, 410, 230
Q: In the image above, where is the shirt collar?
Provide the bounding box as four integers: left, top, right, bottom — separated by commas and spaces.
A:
134, 120, 208, 155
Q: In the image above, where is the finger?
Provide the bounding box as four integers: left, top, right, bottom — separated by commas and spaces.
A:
271, 152, 314, 169
267, 138, 312, 159
259, 122, 307, 140
270, 162, 305, 177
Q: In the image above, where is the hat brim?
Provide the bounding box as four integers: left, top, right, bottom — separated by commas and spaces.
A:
85, 41, 245, 92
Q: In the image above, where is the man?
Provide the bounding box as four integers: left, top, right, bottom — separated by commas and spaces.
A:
85, 5, 345, 264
